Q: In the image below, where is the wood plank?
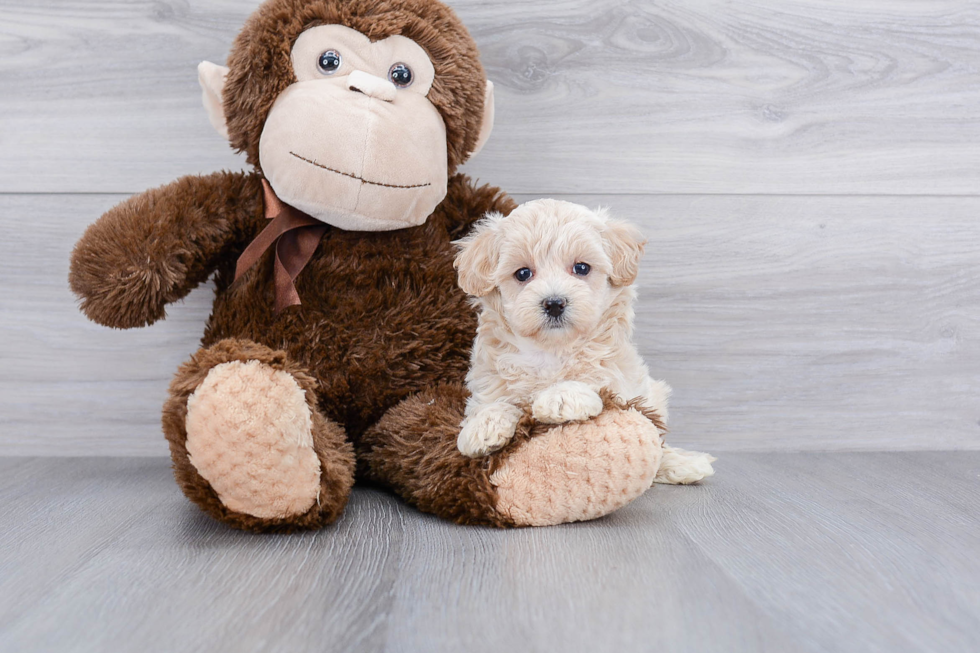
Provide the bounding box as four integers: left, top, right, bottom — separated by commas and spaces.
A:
0, 458, 179, 633
0, 454, 978, 652
1, 1, 978, 194
0, 193, 211, 456
2, 192, 978, 455
0, 458, 406, 652
1, 191, 977, 454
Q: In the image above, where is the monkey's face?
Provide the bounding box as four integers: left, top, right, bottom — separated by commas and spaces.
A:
260, 26, 448, 230
199, 20, 494, 232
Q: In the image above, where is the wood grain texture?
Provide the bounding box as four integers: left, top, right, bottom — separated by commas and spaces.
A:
0, 454, 978, 652
2, 192, 977, 455
1, 0, 978, 194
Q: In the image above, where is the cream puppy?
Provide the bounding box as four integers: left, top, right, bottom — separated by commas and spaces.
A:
453, 199, 714, 485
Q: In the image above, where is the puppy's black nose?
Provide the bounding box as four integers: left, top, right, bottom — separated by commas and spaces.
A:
543, 297, 566, 318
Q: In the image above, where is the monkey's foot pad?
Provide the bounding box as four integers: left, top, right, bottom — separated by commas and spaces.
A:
185, 360, 321, 520
490, 406, 662, 526
363, 384, 664, 528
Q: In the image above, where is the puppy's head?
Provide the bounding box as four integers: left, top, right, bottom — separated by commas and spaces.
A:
454, 199, 646, 343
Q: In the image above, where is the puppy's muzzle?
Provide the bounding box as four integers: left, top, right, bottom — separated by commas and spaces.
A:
543, 297, 566, 319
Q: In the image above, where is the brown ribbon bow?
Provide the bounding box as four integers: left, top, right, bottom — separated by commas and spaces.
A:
235, 179, 328, 314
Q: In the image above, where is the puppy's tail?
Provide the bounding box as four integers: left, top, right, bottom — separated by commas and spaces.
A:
654, 444, 716, 485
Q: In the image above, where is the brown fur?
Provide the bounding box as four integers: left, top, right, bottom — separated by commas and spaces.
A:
223, 0, 487, 173
69, 0, 657, 532
69, 171, 263, 329
359, 383, 512, 527
70, 166, 514, 529
163, 338, 356, 532
201, 172, 515, 439
360, 385, 665, 527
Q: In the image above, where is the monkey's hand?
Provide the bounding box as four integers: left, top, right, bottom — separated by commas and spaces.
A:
69, 172, 261, 328
531, 381, 604, 424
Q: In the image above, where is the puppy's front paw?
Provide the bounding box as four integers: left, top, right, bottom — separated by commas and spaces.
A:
457, 402, 522, 458
532, 381, 604, 424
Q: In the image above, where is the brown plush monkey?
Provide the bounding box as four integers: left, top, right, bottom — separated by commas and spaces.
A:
69, 0, 666, 532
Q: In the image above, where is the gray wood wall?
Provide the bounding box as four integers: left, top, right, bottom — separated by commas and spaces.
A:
1, 0, 978, 455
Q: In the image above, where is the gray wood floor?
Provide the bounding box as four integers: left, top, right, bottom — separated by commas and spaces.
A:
1, 453, 978, 653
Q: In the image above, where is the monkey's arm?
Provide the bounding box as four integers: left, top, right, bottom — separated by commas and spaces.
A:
69, 171, 263, 329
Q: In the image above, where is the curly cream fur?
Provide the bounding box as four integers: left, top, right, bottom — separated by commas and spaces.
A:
455, 199, 714, 484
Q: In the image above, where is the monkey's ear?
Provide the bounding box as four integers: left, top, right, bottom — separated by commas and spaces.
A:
453, 212, 503, 297
468, 80, 495, 159
198, 61, 230, 141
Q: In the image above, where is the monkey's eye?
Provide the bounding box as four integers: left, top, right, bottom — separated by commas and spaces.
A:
572, 262, 591, 276
317, 50, 342, 75
388, 63, 414, 88
514, 268, 533, 283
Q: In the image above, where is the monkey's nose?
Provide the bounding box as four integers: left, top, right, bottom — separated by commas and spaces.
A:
348, 70, 397, 102
543, 297, 566, 318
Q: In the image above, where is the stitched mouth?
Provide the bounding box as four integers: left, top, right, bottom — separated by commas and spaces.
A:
290, 152, 431, 190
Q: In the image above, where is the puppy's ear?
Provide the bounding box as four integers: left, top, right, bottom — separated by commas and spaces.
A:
454, 214, 503, 296
602, 214, 647, 287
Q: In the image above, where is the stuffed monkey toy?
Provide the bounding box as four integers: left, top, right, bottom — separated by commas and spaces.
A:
69, 0, 670, 531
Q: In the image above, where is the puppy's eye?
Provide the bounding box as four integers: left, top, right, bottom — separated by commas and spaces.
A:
572, 262, 591, 276
514, 268, 533, 283
317, 50, 342, 75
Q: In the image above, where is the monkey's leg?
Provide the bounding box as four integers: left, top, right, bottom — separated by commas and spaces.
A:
163, 339, 354, 532
360, 385, 663, 528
